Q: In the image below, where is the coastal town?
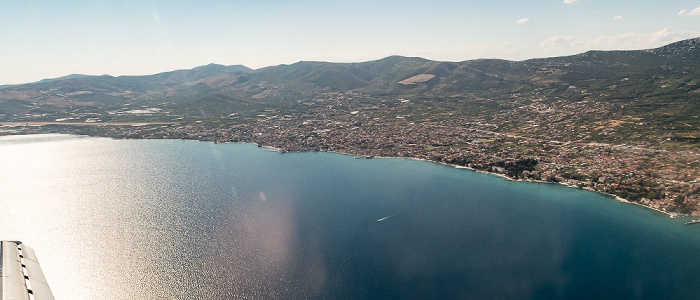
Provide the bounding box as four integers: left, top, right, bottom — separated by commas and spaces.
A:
3, 92, 698, 217
2, 39, 700, 218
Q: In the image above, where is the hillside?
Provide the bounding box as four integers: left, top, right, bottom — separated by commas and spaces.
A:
2, 38, 699, 144
1, 39, 698, 120
1, 38, 699, 215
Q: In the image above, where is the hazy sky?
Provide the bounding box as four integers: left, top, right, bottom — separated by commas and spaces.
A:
1, 0, 699, 85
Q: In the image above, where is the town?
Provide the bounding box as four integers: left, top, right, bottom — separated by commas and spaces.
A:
4, 91, 698, 217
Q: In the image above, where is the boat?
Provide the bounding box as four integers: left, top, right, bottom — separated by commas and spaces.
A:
684, 220, 700, 225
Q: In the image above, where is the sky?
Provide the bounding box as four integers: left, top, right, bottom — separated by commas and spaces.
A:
1, 0, 699, 85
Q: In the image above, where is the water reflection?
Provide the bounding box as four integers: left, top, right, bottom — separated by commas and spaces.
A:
1, 134, 699, 299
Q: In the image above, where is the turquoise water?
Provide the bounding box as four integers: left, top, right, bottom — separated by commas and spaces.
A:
1, 134, 699, 299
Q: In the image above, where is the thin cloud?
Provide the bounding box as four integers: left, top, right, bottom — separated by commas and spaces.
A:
592, 28, 699, 50
517, 18, 530, 24
679, 7, 700, 15
613, 15, 623, 20
540, 36, 578, 48
537, 36, 588, 58
538, 28, 699, 56
499, 42, 517, 53
563, 0, 583, 4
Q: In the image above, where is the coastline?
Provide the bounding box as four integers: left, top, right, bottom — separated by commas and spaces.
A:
265, 144, 682, 219
2, 132, 686, 220
611, 194, 679, 218
416, 155, 680, 218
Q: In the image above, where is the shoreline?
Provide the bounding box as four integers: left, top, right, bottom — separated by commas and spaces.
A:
3, 132, 686, 220
611, 194, 679, 218
263, 144, 683, 219
412, 155, 679, 218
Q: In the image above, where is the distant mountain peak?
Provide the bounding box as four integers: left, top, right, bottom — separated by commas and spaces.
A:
191, 63, 251, 72
37, 74, 91, 83
648, 37, 700, 54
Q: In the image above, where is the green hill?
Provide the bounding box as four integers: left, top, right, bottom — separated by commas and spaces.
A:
1, 38, 698, 143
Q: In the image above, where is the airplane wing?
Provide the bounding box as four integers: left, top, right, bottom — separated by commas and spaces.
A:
1, 241, 55, 300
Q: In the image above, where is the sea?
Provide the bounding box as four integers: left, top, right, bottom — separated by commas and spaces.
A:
1, 134, 699, 299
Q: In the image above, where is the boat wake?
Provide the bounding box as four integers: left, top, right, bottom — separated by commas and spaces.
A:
377, 215, 394, 222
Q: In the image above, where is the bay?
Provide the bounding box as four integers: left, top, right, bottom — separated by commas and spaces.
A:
1, 134, 699, 299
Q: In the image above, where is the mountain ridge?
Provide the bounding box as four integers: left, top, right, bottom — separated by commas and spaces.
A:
3, 37, 698, 94
1, 37, 698, 120
1, 38, 699, 215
